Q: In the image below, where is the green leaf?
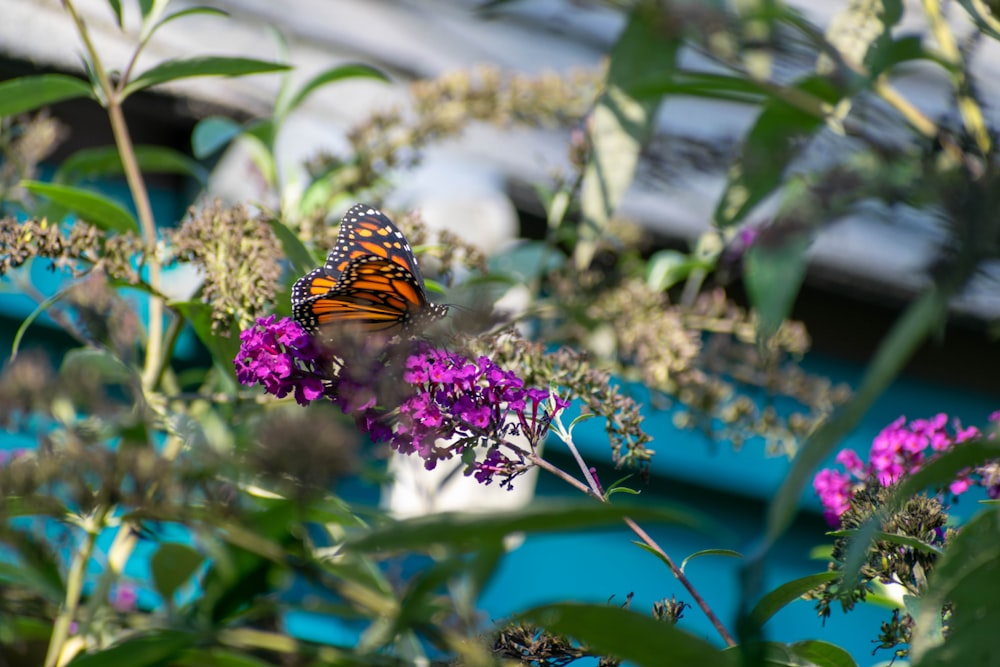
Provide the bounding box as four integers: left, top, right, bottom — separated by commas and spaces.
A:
173, 649, 274, 667
61, 348, 134, 384
345, 501, 716, 553
241, 120, 279, 181
895, 437, 1000, 501
124, 57, 290, 98
0, 75, 93, 117
760, 641, 858, 667
198, 502, 298, 624
192, 116, 243, 159
713, 75, 840, 228
577, 1, 679, 269
276, 63, 389, 121
55, 145, 208, 185
743, 231, 811, 341
748, 571, 839, 628
0, 532, 65, 602
680, 548, 743, 573
20, 181, 139, 233
269, 218, 317, 277
11, 287, 69, 359
155, 6, 229, 30
761, 284, 951, 547
912, 509, 1000, 666
170, 300, 240, 391
828, 529, 944, 556
106, 0, 124, 28
521, 603, 734, 667
646, 249, 699, 291
956, 0, 1000, 42
67, 630, 196, 666
151, 543, 205, 602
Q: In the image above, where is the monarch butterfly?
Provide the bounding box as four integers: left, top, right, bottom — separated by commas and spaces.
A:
291, 204, 449, 334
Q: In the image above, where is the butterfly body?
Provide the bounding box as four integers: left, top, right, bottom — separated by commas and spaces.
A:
292, 204, 448, 334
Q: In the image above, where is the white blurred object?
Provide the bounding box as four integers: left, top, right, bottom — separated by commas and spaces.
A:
383, 422, 540, 519
389, 156, 519, 253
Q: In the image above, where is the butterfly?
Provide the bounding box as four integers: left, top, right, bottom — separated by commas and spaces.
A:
291, 203, 449, 334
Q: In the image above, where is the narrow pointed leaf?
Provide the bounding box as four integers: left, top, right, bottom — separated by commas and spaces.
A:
192, 116, 242, 159
521, 603, 734, 667
155, 6, 229, 30
106, 0, 124, 28
912, 509, 1000, 666
268, 217, 315, 277
278, 63, 388, 120
713, 75, 840, 229
680, 548, 744, 572
0, 75, 93, 117
124, 57, 289, 97
20, 181, 138, 233
170, 300, 240, 390
55, 145, 208, 185
744, 232, 811, 341
66, 630, 195, 666
748, 571, 839, 627
151, 543, 205, 602
345, 501, 714, 553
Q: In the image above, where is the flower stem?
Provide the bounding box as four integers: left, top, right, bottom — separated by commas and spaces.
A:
44, 508, 107, 667
541, 418, 737, 647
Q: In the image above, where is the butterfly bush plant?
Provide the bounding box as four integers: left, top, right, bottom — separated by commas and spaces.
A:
2, 1, 1000, 666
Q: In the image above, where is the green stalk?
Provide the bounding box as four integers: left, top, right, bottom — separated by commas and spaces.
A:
44, 508, 108, 667
61, 0, 165, 393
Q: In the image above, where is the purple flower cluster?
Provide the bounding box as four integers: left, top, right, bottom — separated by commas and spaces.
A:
392, 347, 569, 486
234, 316, 332, 405
234, 317, 568, 488
814, 412, 1000, 525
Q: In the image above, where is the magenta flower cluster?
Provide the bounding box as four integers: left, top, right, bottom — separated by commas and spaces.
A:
234, 317, 567, 488
234, 315, 331, 405
814, 412, 1000, 525
394, 347, 569, 486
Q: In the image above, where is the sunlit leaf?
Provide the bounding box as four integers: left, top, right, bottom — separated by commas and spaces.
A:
713, 75, 840, 229
20, 181, 139, 233
956, 0, 1000, 42
0, 75, 93, 117
155, 6, 229, 31
577, 1, 679, 269
124, 57, 289, 98
680, 548, 744, 573
61, 348, 134, 384
276, 63, 389, 121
